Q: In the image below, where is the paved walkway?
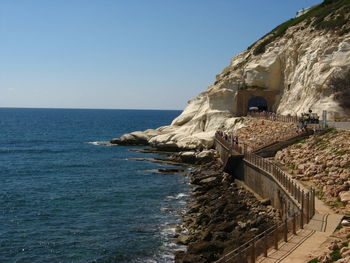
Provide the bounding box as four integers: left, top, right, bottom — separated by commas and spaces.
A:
256, 197, 344, 263
255, 162, 344, 262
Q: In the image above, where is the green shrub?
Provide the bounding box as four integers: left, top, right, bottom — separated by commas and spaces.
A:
294, 138, 307, 144
336, 150, 347, 156
307, 258, 320, 263
288, 163, 297, 170
344, 161, 350, 168
315, 15, 347, 30
329, 249, 341, 261
251, 0, 350, 55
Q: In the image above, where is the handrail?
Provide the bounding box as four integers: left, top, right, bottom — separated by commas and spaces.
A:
248, 130, 309, 152
215, 132, 315, 219
216, 214, 300, 263
248, 112, 300, 123
214, 130, 316, 263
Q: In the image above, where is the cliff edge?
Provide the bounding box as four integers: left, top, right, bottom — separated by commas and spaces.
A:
113, 0, 350, 150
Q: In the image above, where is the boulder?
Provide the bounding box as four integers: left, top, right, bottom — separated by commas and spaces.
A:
195, 150, 216, 164
199, 177, 217, 184
111, 131, 150, 145
177, 234, 191, 245
179, 151, 197, 163
339, 191, 350, 203
341, 219, 350, 227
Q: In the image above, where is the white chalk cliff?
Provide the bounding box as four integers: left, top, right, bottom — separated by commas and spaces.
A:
113, 0, 350, 150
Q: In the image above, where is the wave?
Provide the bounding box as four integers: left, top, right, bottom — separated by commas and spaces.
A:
165, 193, 189, 200
87, 141, 115, 146
175, 193, 189, 199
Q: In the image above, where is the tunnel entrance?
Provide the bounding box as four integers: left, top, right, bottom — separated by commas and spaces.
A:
248, 96, 268, 112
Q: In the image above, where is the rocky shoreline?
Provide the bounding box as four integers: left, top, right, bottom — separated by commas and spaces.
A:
174, 160, 280, 263
120, 143, 281, 262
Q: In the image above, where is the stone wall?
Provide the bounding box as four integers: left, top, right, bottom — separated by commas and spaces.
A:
231, 160, 300, 218
247, 163, 299, 214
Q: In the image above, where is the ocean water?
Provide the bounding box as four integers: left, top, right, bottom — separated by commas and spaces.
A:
0, 108, 191, 263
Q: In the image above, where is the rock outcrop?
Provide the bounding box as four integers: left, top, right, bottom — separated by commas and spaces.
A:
112, 0, 350, 151
275, 129, 350, 214
234, 118, 301, 151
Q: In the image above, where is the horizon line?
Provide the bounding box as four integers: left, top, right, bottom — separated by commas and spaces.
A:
0, 106, 183, 111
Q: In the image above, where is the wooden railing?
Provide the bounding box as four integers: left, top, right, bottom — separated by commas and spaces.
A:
248, 112, 300, 123
215, 129, 309, 155
215, 132, 243, 154
214, 131, 316, 263
247, 130, 309, 153
249, 112, 326, 132
216, 213, 301, 263
244, 151, 316, 224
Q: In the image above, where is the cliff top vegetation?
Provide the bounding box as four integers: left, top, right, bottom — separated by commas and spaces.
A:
250, 0, 350, 55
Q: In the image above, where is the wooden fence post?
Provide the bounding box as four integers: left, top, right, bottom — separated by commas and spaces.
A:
306, 192, 310, 223
311, 188, 314, 217
284, 218, 288, 242
301, 190, 304, 228
293, 214, 296, 235
280, 170, 283, 182
251, 240, 256, 263
264, 233, 268, 257
274, 227, 278, 250
277, 169, 280, 181
238, 250, 243, 263
313, 188, 316, 216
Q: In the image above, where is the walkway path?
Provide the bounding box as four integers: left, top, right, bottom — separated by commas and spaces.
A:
257, 195, 343, 263
215, 117, 345, 263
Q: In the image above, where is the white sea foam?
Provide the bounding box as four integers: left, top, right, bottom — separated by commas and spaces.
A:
160, 207, 172, 212
87, 141, 114, 146
160, 225, 176, 235
175, 193, 189, 199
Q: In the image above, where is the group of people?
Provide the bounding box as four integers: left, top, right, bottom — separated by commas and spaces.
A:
216, 131, 239, 146
249, 110, 279, 121
297, 109, 320, 131
300, 111, 320, 124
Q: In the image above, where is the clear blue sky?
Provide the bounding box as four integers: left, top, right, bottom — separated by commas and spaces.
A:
1, 0, 321, 110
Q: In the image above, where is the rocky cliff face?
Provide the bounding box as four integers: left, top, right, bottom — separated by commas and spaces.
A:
113, 0, 350, 150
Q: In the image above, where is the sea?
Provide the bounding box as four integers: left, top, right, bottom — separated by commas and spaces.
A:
0, 108, 191, 263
